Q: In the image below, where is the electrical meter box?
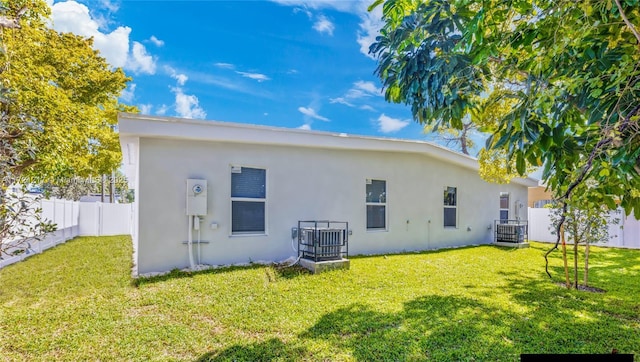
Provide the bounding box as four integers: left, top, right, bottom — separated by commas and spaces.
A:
186, 179, 207, 216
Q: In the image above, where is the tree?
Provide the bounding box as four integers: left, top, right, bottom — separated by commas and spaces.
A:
424, 120, 476, 155
549, 191, 617, 289
1, 4, 55, 257
1, 0, 132, 253
2, 0, 131, 184
370, 0, 640, 277
42, 171, 130, 202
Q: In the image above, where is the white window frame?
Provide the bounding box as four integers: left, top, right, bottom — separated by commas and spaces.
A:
366, 178, 387, 231
230, 165, 267, 236
444, 186, 457, 228
499, 192, 510, 222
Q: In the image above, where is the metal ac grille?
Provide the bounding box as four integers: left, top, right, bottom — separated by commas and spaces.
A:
495, 220, 528, 243
298, 221, 348, 262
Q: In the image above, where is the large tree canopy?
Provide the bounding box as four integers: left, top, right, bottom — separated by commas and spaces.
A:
1, 0, 132, 187
370, 0, 640, 218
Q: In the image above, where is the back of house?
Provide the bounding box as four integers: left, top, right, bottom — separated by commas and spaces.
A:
119, 113, 537, 276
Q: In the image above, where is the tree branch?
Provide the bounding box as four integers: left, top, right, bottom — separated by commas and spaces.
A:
0, 6, 27, 29
613, 0, 640, 47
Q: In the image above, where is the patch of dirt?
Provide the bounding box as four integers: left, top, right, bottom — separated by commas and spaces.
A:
555, 282, 606, 293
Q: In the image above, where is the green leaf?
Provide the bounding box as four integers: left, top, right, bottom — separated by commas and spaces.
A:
516, 152, 525, 175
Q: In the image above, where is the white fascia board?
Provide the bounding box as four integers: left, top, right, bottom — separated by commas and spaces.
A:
118, 113, 539, 187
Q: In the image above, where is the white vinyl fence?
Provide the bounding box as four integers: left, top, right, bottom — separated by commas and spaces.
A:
528, 207, 640, 249
1, 199, 132, 269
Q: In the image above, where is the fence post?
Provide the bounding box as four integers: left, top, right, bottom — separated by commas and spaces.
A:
98, 202, 103, 237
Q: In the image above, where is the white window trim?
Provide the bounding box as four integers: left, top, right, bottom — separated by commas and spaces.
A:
444, 186, 458, 229
499, 192, 510, 222
366, 178, 388, 232
229, 165, 268, 236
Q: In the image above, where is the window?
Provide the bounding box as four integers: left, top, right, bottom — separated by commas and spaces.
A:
500, 192, 510, 222
231, 166, 266, 234
366, 179, 386, 230
444, 186, 457, 228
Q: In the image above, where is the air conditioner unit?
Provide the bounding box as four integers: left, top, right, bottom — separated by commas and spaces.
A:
496, 224, 526, 243
297, 221, 348, 262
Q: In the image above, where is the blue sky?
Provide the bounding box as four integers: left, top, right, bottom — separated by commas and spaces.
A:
45, 0, 442, 142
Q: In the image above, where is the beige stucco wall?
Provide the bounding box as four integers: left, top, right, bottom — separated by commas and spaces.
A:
134, 137, 529, 275
528, 186, 553, 207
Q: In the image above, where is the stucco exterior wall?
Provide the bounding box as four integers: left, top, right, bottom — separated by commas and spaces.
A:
135, 137, 529, 275
528, 185, 552, 207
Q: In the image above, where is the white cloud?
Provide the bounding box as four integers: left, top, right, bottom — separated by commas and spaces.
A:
120, 83, 136, 102
298, 124, 312, 130
272, 0, 359, 13
293, 6, 313, 18
214, 62, 235, 69
156, 104, 169, 116
343, 80, 383, 99
172, 87, 206, 119
138, 104, 152, 114
164, 66, 205, 119
298, 106, 329, 122
313, 14, 334, 35
48, 1, 158, 74
174, 74, 188, 86
360, 104, 376, 112
339, 80, 383, 101
100, 0, 119, 12
236, 71, 270, 82
188, 70, 276, 99
149, 35, 164, 47
329, 97, 354, 107
127, 41, 156, 74
264, 112, 269, 116
165, 66, 188, 86
49, 1, 130, 68
271, 0, 383, 58
354, 80, 381, 95
377, 114, 409, 133
357, 5, 383, 59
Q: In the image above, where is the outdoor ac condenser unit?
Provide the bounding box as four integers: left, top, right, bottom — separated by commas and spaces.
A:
496, 224, 526, 243
302, 228, 343, 261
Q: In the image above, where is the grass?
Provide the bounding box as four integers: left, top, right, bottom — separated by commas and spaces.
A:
1, 236, 639, 361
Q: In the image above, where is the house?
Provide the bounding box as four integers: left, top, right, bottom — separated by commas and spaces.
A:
118, 113, 538, 276
528, 184, 553, 208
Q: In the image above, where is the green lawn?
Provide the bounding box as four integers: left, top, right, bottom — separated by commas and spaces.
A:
1, 236, 639, 361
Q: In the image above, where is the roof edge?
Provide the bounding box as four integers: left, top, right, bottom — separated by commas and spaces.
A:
117, 112, 539, 187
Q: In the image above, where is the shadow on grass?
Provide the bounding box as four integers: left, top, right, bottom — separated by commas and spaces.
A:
301, 296, 501, 361
198, 277, 638, 361
197, 338, 307, 362
199, 295, 502, 361
271, 264, 311, 280
132, 264, 268, 287
133, 263, 311, 287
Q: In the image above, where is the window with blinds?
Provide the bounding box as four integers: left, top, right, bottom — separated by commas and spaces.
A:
444, 186, 457, 228
231, 167, 266, 234
366, 179, 386, 230
499, 192, 510, 222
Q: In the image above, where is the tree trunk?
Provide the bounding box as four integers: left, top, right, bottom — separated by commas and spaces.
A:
584, 241, 590, 287
460, 124, 469, 155
561, 225, 571, 288
109, 170, 115, 203
573, 238, 579, 289
101, 174, 106, 203
460, 136, 468, 155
